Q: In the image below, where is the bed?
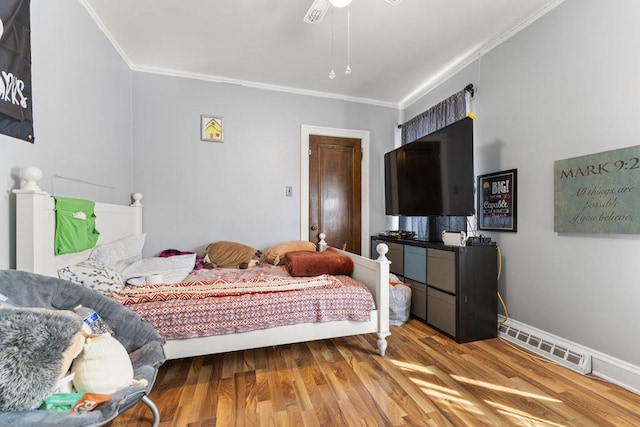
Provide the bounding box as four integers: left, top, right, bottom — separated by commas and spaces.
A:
13, 180, 391, 360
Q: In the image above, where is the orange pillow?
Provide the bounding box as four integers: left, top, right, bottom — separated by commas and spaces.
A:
284, 248, 354, 277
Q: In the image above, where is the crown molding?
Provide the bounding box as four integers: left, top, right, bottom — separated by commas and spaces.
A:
130, 65, 399, 109
398, 0, 566, 109
78, 0, 133, 68
80, 0, 565, 112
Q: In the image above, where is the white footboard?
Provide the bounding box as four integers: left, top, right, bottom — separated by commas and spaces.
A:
165, 245, 391, 359
335, 244, 391, 356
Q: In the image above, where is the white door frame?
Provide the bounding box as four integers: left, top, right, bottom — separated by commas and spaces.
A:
300, 125, 370, 257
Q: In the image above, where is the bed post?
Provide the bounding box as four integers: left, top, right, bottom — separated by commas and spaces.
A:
129, 192, 144, 233
13, 167, 56, 276
375, 243, 391, 356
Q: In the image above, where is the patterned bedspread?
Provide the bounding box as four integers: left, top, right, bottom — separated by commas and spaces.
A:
116, 264, 375, 340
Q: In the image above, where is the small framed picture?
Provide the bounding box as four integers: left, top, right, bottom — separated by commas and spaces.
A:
477, 169, 517, 232
201, 115, 223, 142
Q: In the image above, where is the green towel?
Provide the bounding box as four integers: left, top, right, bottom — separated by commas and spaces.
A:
54, 197, 100, 255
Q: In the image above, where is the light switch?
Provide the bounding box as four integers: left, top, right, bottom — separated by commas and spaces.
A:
286, 186, 293, 197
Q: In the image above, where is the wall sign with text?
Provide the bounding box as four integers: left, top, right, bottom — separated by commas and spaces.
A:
478, 169, 517, 232
554, 145, 640, 234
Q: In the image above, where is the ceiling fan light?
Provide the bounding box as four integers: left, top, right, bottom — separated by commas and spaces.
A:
329, 0, 353, 8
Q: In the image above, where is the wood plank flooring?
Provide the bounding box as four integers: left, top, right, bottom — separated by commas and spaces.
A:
108, 319, 640, 426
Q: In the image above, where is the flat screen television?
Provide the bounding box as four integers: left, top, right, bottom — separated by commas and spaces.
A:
385, 117, 474, 216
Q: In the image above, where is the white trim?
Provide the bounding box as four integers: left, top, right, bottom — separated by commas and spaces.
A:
590, 349, 640, 395
78, 1, 395, 109
78, 0, 133, 67
80, 0, 563, 110
132, 66, 398, 109
499, 316, 640, 395
398, 0, 566, 109
300, 125, 371, 258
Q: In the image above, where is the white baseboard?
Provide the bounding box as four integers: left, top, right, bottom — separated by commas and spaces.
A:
498, 316, 640, 395
590, 349, 640, 395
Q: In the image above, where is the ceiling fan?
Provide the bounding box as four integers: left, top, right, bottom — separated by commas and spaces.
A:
304, 0, 402, 24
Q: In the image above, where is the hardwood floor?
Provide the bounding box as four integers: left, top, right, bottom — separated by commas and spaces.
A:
108, 319, 640, 426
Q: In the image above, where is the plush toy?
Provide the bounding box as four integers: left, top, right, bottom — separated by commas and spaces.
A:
56, 329, 87, 391
0, 308, 85, 411
204, 241, 262, 269
71, 333, 134, 394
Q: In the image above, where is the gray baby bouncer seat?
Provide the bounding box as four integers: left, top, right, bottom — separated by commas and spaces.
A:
0, 269, 166, 426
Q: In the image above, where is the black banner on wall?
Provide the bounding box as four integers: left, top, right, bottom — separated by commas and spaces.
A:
0, 0, 33, 143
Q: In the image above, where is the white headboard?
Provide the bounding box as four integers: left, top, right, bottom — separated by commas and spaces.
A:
14, 190, 143, 277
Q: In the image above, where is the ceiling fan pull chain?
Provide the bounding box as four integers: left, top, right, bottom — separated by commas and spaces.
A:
329, 6, 336, 79
345, 4, 352, 75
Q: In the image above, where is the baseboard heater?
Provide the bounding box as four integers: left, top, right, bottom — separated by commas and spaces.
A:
498, 317, 592, 375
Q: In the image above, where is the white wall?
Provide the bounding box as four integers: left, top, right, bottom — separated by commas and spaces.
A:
131, 72, 397, 256
407, 0, 640, 368
0, 0, 133, 269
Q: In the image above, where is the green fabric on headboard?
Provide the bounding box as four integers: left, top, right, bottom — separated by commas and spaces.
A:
54, 197, 100, 255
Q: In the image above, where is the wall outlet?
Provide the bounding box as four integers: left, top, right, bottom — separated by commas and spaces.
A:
286, 186, 293, 197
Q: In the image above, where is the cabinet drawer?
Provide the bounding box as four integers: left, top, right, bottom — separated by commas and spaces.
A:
407, 279, 426, 320
427, 287, 456, 337
404, 245, 426, 282
386, 242, 404, 276
427, 249, 455, 293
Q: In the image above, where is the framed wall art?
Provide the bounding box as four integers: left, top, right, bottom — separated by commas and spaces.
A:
554, 144, 640, 234
201, 115, 223, 142
477, 169, 517, 232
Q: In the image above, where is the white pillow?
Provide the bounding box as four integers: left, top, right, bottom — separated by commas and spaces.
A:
71, 333, 133, 394
58, 259, 124, 295
89, 234, 146, 272
121, 253, 196, 284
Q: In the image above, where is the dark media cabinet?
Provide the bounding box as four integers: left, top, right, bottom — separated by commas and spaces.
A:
371, 235, 498, 343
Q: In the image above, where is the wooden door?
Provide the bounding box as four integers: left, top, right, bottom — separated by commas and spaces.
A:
309, 135, 362, 254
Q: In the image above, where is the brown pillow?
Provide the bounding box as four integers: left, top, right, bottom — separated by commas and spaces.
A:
264, 240, 316, 265
284, 248, 354, 277
204, 241, 262, 269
